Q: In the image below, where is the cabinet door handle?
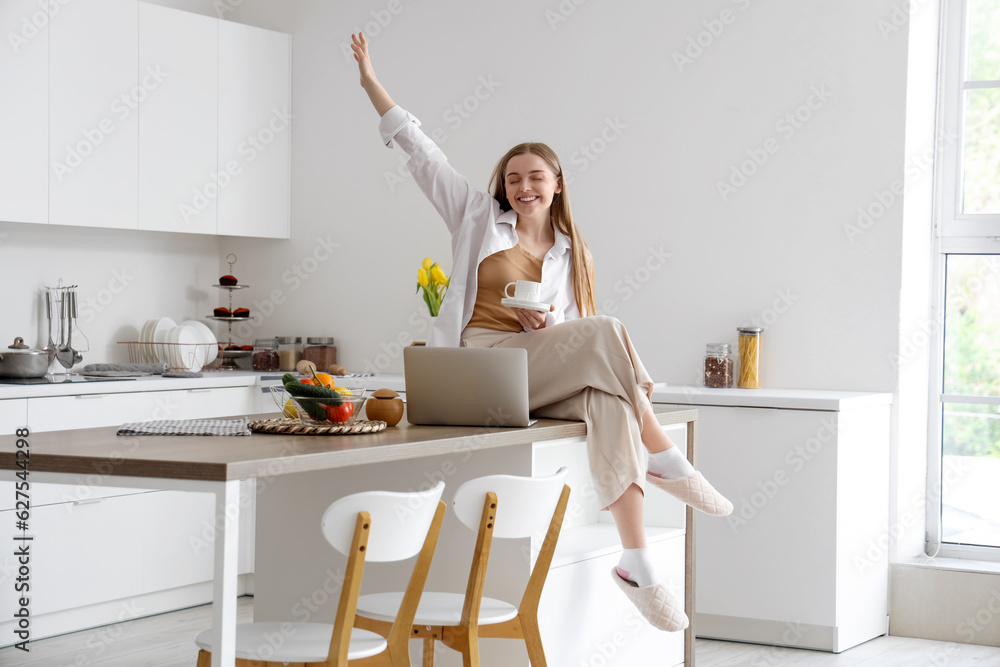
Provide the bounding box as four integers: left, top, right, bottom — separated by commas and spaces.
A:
72, 498, 104, 505
187, 389, 213, 393
75, 394, 105, 400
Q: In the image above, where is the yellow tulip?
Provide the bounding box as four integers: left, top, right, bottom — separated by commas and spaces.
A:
417, 267, 429, 287
430, 264, 448, 286
422, 256, 433, 271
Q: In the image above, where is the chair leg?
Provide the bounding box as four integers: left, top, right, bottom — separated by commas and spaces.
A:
196, 650, 211, 667
461, 638, 479, 667
422, 637, 436, 667
520, 617, 547, 667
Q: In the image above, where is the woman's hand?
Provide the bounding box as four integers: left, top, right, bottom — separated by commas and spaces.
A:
513, 305, 555, 331
350, 32, 377, 89
350, 32, 395, 116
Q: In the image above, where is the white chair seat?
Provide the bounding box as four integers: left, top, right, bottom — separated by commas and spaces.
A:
357, 591, 518, 626
194, 622, 387, 662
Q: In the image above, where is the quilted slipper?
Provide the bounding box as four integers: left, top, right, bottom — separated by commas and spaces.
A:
610, 567, 688, 632
646, 471, 734, 516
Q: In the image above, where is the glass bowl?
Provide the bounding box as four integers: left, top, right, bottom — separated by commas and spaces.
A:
286, 388, 368, 426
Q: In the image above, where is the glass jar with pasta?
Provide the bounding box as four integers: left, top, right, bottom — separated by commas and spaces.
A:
737, 327, 763, 389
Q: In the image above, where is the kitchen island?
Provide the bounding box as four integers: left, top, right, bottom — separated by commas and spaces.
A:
0, 407, 698, 667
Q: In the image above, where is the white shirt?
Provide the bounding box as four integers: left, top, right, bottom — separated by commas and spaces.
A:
379, 105, 580, 348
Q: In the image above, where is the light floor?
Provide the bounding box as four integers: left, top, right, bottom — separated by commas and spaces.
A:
3, 597, 1000, 666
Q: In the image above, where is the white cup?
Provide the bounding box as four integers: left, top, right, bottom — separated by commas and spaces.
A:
504, 280, 541, 303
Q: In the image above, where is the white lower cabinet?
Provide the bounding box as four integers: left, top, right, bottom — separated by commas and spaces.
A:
27, 386, 255, 432
0, 400, 28, 435
654, 388, 892, 653
0, 384, 257, 647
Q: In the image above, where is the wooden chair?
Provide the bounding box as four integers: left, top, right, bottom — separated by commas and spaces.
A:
354, 468, 571, 667
194, 480, 446, 667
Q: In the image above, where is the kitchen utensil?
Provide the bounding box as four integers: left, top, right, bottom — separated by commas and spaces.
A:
55, 290, 75, 371
69, 291, 83, 366
0, 337, 55, 378
44, 290, 58, 354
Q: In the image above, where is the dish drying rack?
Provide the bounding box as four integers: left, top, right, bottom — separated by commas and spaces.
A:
118, 341, 214, 372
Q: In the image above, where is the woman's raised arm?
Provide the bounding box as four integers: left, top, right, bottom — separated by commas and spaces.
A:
351, 32, 395, 117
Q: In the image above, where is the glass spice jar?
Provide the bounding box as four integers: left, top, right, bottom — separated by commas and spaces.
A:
277, 336, 302, 371
252, 338, 280, 372
704, 343, 734, 388
302, 337, 337, 372
737, 327, 763, 389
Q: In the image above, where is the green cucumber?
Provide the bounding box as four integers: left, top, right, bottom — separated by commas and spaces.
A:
282, 374, 344, 421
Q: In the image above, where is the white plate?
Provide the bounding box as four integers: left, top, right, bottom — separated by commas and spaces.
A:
501, 297, 551, 313
180, 319, 218, 365
151, 317, 177, 364
166, 326, 183, 369
171, 325, 205, 372
139, 319, 157, 363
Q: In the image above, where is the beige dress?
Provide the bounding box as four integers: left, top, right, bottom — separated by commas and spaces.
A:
462, 248, 655, 510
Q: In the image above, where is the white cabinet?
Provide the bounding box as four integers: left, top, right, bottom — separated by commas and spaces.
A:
0, 494, 146, 619
653, 387, 892, 653
138, 3, 219, 234
534, 430, 687, 667
0, 0, 49, 225
26, 386, 256, 432
218, 20, 291, 239
0, 400, 28, 435
49, 0, 138, 229
0, 383, 258, 647
10, 0, 290, 237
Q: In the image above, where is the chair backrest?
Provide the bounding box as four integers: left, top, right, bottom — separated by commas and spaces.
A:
452, 468, 568, 539
321, 481, 445, 562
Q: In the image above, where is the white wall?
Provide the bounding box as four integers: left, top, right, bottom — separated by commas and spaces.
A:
222, 0, 910, 394
0, 0, 912, 391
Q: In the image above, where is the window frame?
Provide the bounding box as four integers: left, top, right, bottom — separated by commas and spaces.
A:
927, 0, 1000, 561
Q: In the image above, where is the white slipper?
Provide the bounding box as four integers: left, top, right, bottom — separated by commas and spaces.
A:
646, 470, 733, 516
610, 567, 688, 632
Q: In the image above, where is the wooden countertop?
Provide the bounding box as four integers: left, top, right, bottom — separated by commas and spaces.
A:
0, 408, 698, 483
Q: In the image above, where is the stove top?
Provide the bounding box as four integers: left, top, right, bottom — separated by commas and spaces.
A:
0, 374, 137, 385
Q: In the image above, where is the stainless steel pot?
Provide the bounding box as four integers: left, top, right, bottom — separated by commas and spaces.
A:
0, 337, 54, 378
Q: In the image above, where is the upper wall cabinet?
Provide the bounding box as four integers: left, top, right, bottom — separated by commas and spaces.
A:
218, 21, 291, 239
0, 0, 50, 225
49, 0, 139, 230
138, 3, 219, 235
3, 0, 290, 239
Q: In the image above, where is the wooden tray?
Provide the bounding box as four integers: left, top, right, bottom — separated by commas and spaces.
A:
248, 418, 387, 436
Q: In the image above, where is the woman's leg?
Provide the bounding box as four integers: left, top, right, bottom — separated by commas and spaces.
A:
608, 482, 646, 549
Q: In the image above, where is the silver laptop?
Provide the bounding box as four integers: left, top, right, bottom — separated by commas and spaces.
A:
403, 347, 531, 427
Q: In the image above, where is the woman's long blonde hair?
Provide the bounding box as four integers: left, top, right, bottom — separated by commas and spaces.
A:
488, 143, 596, 317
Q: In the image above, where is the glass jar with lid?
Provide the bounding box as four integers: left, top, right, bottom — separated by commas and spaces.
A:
302, 337, 337, 372
737, 327, 763, 388
276, 336, 303, 371
252, 338, 280, 372
703, 343, 733, 388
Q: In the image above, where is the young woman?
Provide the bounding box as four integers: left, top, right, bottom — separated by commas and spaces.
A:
351, 32, 732, 632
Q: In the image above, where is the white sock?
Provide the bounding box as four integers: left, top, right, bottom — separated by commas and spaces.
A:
617, 548, 660, 588
647, 446, 695, 480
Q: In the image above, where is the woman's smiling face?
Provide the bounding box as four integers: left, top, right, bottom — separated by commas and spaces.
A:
504, 152, 562, 219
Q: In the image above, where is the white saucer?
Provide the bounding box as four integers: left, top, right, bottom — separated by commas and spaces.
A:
501, 297, 550, 313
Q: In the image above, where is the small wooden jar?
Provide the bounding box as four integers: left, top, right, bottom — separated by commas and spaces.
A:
365, 388, 404, 426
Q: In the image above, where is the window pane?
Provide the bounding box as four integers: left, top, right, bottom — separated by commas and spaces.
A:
966, 0, 1000, 81
942, 403, 1000, 548
961, 88, 1000, 215
943, 255, 1000, 396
